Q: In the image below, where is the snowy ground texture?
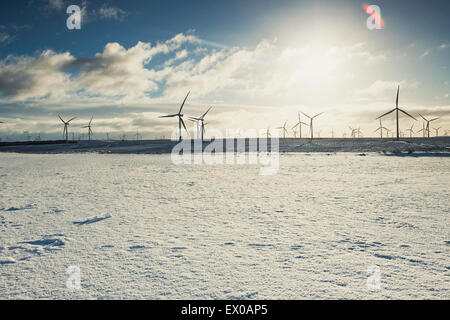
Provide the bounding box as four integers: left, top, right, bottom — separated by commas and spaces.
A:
0, 151, 449, 299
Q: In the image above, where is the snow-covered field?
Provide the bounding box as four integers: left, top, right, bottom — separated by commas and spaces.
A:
0, 152, 449, 299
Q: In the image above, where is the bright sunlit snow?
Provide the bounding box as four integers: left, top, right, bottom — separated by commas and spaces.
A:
0, 152, 448, 299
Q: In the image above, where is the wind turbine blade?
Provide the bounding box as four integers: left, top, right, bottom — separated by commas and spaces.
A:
58, 115, 65, 123
301, 122, 309, 126
312, 112, 323, 119
376, 108, 396, 119
301, 112, 311, 119
374, 127, 381, 132
418, 114, 428, 122
398, 108, 417, 121
201, 107, 212, 119
292, 123, 299, 129
159, 114, 178, 118
429, 117, 439, 122
396, 86, 399, 107
189, 117, 202, 121
67, 117, 76, 123
81, 126, 89, 128
180, 117, 188, 134
178, 91, 190, 114
89, 116, 93, 126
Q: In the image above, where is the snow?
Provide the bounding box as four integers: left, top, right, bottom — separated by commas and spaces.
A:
0, 151, 449, 299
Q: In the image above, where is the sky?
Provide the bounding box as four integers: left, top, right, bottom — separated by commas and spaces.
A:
0, 0, 449, 140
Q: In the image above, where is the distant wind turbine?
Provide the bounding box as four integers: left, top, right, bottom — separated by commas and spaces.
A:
266, 128, 271, 139
433, 127, 441, 137
58, 115, 76, 143
349, 126, 357, 138
302, 112, 323, 140
292, 112, 308, 139
292, 115, 309, 139
81, 116, 94, 141
374, 119, 389, 138
376, 86, 416, 141
159, 92, 190, 141
276, 121, 288, 138
405, 123, 414, 138
356, 128, 363, 138
135, 131, 142, 141
189, 106, 212, 142
418, 114, 439, 138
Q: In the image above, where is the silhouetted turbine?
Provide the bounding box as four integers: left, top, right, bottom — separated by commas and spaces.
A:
374, 119, 389, 138
81, 116, 94, 141
376, 86, 416, 141
58, 115, 76, 143
433, 127, 441, 137
405, 123, 414, 138
189, 106, 212, 142
418, 114, 439, 138
302, 112, 323, 140
159, 92, 190, 141
276, 121, 288, 138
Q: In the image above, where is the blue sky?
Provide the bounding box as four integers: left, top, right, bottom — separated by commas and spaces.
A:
0, 0, 449, 139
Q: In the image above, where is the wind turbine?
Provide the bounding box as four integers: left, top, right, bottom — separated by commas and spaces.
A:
135, 131, 142, 141
276, 121, 288, 138
405, 123, 414, 138
81, 116, 94, 141
330, 128, 335, 138
266, 128, 271, 139
374, 120, 386, 138
292, 115, 309, 139
349, 126, 357, 138
189, 106, 212, 142
291, 112, 308, 139
418, 114, 439, 138
433, 127, 441, 137
159, 91, 190, 141
356, 128, 363, 138
417, 122, 426, 137
374, 119, 389, 138
376, 86, 416, 141
302, 112, 323, 140
58, 115, 76, 143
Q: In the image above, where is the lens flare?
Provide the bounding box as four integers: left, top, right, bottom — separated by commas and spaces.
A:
362, 3, 385, 29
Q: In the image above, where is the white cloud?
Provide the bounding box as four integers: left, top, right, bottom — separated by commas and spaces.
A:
48, 0, 64, 10
356, 80, 421, 98
421, 49, 431, 58
98, 5, 127, 21
2, 32, 442, 137
0, 32, 11, 44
